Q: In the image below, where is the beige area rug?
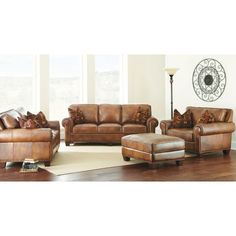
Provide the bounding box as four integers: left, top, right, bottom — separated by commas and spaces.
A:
39, 144, 197, 176
39, 145, 143, 176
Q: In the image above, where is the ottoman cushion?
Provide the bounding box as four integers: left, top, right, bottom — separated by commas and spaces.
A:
122, 133, 185, 153
121, 133, 185, 163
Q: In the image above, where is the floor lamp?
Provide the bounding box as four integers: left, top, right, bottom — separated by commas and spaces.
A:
164, 68, 179, 119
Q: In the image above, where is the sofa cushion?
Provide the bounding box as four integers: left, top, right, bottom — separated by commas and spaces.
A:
73, 124, 98, 134
98, 123, 122, 133
69, 104, 98, 124
188, 107, 227, 125
99, 105, 121, 124
122, 124, 147, 134
167, 128, 193, 142
1, 114, 20, 129
172, 109, 193, 128
122, 105, 151, 124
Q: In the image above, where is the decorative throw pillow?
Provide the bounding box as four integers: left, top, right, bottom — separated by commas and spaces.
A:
132, 107, 150, 124
68, 108, 85, 124
0, 119, 5, 130
27, 111, 49, 128
197, 110, 215, 124
1, 114, 20, 129
172, 109, 193, 128
18, 117, 41, 129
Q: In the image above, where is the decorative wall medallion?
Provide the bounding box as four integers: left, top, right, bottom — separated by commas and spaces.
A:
192, 58, 226, 102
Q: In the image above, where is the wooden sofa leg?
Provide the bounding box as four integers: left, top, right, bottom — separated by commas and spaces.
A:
65, 142, 70, 146
45, 161, 51, 167
0, 162, 6, 168
176, 160, 183, 166
223, 149, 230, 155
123, 156, 130, 161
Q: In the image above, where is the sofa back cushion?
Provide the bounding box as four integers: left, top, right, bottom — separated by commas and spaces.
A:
187, 106, 228, 125
69, 104, 98, 124
99, 104, 121, 124
122, 104, 151, 124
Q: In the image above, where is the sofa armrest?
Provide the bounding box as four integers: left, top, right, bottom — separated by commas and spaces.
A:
194, 122, 235, 136
160, 120, 173, 134
0, 128, 52, 143
62, 118, 74, 132
146, 116, 158, 133
48, 120, 60, 131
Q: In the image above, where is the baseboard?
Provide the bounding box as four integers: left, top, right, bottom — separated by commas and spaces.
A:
232, 141, 236, 150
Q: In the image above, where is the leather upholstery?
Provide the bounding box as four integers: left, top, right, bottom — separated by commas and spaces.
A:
69, 104, 98, 123
121, 133, 185, 163
73, 124, 98, 133
0, 109, 60, 167
98, 124, 122, 133
160, 106, 235, 154
122, 124, 146, 134
167, 128, 193, 142
62, 104, 158, 145
122, 104, 151, 124
99, 104, 121, 123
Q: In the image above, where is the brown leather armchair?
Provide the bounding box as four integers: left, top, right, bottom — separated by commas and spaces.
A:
62, 104, 158, 145
160, 106, 235, 155
0, 109, 60, 168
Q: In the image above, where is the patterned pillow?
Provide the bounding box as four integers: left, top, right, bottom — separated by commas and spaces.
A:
197, 110, 215, 124
18, 117, 41, 129
132, 107, 150, 124
27, 111, 49, 128
172, 109, 193, 128
68, 108, 85, 124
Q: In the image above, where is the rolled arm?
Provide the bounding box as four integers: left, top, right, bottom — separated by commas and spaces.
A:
48, 120, 60, 131
0, 128, 52, 143
194, 122, 235, 136
160, 120, 173, 134
146, 116, 159, 133
62, 117, 74, 132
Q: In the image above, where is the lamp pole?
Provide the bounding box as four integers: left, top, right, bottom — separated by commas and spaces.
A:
170, 74, 174, 119
164, 68, 179, 120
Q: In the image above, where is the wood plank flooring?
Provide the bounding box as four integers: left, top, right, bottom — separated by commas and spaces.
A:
1, 150, 236, 181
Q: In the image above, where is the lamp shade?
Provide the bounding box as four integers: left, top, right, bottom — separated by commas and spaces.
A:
165, 68, 179, 76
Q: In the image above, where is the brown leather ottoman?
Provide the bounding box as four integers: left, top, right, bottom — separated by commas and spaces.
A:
121, 133, 185, 166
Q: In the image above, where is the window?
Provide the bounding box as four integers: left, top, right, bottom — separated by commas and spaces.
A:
95, 55, 121, 104
0, 55, 35, 111
49, 55, 83, 121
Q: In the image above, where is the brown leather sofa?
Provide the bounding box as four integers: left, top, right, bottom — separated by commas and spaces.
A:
160, 106, 235, 155
0, 109, 60, 168
62, 104, 158, 145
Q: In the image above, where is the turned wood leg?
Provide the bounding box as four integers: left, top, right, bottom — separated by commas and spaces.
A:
223, 149, 230, 155
123, 156, 130, 161
176, 160, 183, 166
0, 162, 6, 168
44, 161, 51, 167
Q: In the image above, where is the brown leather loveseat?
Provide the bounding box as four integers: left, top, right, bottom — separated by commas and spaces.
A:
0, 108, 60, 168
62, 104, 158, 145
160, 106, 235, 155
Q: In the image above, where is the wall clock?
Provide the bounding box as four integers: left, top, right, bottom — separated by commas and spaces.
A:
192, 58, 226, 102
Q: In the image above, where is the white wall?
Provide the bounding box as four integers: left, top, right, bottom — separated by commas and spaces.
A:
165, 55, 236, 149
128, 55, 166, 133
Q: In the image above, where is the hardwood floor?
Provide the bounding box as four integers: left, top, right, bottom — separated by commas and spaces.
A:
1, 150, 236, 181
